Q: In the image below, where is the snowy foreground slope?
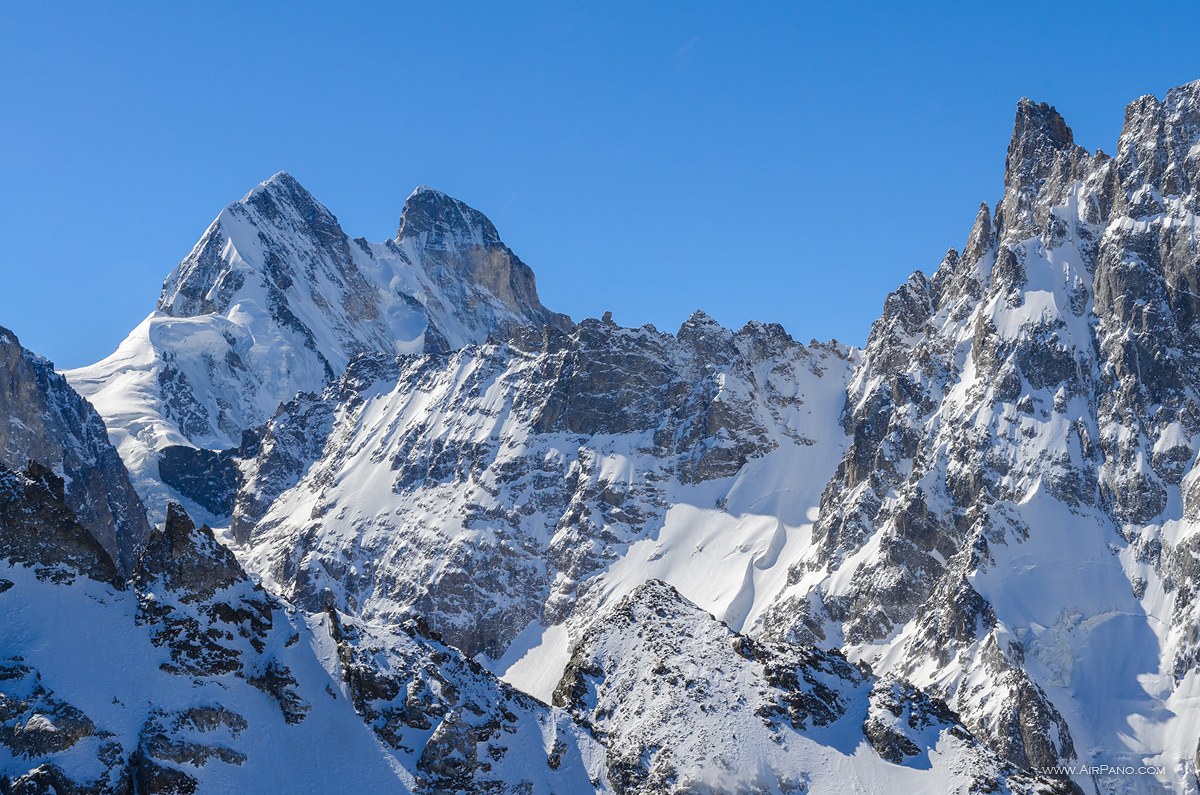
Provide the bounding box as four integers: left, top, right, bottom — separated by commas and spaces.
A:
21, 78, 1200, 792
0, 474, 410, 794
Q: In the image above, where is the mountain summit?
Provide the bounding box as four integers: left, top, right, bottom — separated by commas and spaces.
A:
397, 185, 504, 249
65, 174, 569, 521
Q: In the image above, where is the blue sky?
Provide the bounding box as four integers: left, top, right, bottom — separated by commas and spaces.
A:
3, 2, 1199, 368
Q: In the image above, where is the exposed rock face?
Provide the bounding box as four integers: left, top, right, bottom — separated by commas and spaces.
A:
1001, 98, 1092, 239
227, 393, 331, 546
0, 462, 122, 587
395, 186, 568, 342
157, 176, 570, 374
64, 175, 571, 523
0, 327, 149, 573
157, 445, 242, 517
137, 503, 252, 601
0, 663, 99, 764
319, 604, 602, 794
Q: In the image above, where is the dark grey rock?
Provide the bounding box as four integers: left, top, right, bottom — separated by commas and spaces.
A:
0, 327, 149, 574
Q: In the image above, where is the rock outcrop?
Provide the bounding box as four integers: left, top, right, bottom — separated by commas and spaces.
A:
0, 327, 149, 573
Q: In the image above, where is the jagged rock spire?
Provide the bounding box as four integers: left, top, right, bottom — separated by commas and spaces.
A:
1004, 98, 1076, 186
999, 97, 1090, 238
136, 502, 249, 599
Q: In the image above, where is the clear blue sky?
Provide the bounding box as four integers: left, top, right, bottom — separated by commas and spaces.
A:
3, 2, 1199, 368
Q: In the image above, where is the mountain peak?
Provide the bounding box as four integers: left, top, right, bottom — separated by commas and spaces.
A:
1120, 79, 1200, 130
1116, 80, 1200, 199
1004, 98, 1078, 189
247, 170, 303, 194
157, 172, 343, 321
410, 184, 447, 198
963, 200, 993, 262
1012, 98, 1074, 146
397, 186, 502, 250
684, 308, 721, 326
240, 171, 316, 209
237, 171, 340, 235
1162, 77, 1200, 108
999, 97, 1089, 235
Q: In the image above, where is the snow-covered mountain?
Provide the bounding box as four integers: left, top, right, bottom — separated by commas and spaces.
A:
0, 325, 1027, 793
11, 79, 1200, 793
64, 174, 569, 524
0, 331, 608, 793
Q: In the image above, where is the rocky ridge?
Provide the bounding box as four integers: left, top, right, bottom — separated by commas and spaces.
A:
757, 82, 1200, 792
230, 312, 853, 664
